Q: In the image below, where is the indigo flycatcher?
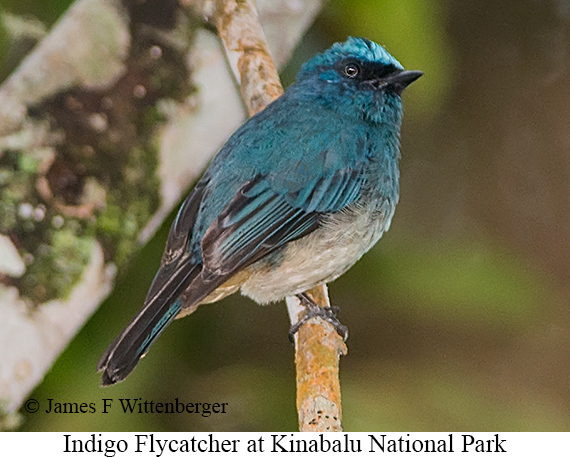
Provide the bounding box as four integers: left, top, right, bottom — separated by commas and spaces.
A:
98, 37, 422, 385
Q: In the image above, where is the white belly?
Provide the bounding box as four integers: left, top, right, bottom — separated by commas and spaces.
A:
240, 198, 395, 303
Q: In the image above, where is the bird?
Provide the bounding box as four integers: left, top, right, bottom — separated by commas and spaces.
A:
97, 37, 422, 385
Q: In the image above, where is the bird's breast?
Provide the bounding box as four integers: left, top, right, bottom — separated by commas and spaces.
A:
239, 192, 397, 304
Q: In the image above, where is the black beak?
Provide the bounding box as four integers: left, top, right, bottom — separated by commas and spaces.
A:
376, 70, 423, 94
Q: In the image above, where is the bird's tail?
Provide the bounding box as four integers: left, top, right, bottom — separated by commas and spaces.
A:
97, 257, 200, 386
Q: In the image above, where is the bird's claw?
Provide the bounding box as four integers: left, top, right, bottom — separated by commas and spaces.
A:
288, 294, 349, 343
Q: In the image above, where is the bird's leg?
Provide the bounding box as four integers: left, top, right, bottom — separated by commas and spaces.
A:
288, 292, 349, 342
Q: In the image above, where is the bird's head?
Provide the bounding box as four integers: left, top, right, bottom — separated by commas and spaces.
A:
294, 37, 422, 124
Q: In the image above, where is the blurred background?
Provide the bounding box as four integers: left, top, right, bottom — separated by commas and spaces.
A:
2, 0, 570, 431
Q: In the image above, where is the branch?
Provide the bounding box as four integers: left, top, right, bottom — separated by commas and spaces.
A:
0, 0, 323, 418
287, 287, 346, 431
211, 0, 282, 116
210, 0, 346, 432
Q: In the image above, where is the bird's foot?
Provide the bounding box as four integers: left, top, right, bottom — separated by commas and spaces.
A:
288, 292, 348, 342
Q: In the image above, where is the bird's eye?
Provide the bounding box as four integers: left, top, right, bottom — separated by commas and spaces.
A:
344, 63, 360, 78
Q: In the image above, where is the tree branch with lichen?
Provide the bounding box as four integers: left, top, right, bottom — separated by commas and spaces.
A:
208, 0, 346, 432
0, 0, 323, 424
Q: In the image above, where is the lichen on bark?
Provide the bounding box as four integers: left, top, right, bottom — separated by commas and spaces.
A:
0, 0, 195, 304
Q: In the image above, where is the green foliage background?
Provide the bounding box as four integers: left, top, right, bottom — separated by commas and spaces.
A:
2, 0, 569, 431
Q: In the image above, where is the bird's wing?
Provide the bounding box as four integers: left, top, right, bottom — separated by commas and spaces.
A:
201, 162, 367, 277
198, 107, 374, 278
143, 177, 209, 304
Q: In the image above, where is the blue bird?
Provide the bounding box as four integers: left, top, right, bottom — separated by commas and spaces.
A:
98, 37, 421, 385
